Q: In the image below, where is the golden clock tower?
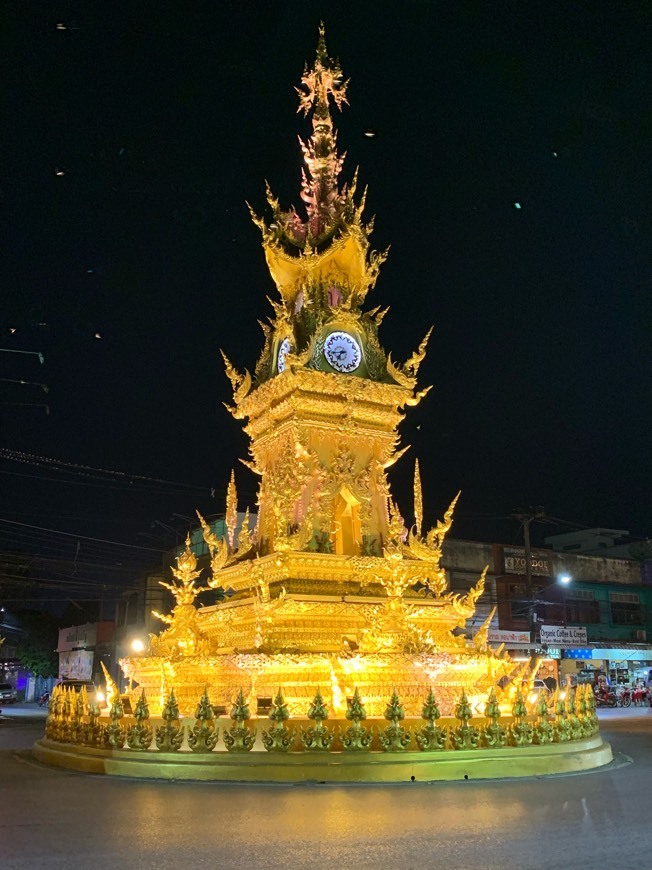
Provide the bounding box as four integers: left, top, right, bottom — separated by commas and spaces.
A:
36, 26, 610, 787
124, 25, 522, 717
225, 24, 431, 560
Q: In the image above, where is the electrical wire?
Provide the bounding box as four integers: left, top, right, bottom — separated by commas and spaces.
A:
0, 518, 165, 552
0, 447, 210, 491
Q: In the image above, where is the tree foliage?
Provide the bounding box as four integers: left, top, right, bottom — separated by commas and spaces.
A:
13, 610, 59, 677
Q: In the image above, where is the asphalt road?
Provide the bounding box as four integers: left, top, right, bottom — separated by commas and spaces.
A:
1, 705, 651, 870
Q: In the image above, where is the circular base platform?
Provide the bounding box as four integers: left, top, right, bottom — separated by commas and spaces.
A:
33, 734, 613, 783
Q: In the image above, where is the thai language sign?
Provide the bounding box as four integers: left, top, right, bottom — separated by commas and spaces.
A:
57, 622, 97, 653
502, 546, 551, 576
540, 625, 587, 645
487, 629, 531, 644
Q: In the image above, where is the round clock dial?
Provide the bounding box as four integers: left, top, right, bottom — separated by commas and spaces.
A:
277, 337, 291, 373
323, 331, 361, 373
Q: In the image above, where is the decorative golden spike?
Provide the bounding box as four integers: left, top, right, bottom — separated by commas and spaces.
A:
301, 689, 334, 752
379, 689, 411, 752
425, 490, 461, 549
415, 688, 447, 751
413, 458, 423, 537
403, 326, 433, 379
226, 470, 238, 550
473, 605, 497, 651
155, 690, 185, 752
385, 353, 412, 389
223, 689, 256, 752
341, 688, 372, 751
158, 534, 211, 606
126, 689, 153, 751
101, 661, 119, 710
239, 457, 262, 476
451, 567, 487, 619
481, 688, 507, 748
237, 506, 253, 554
262, 689, 296, 752
220, 350, 251, 408
188, 689, 219, 753
381, 443, 411, 469
197, 510, 230, 578
509, 690, 533, 746
105, 694, 126, 749
404, 385, 433, 407
449, 689, 480, 750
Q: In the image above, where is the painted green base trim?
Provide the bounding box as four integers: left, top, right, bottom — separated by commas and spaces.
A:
32, 735, 613, 783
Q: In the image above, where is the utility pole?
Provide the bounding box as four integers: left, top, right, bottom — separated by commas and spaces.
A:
512, 506, 546, 630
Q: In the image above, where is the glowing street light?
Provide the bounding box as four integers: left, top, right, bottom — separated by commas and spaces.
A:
131, 638, 145, 653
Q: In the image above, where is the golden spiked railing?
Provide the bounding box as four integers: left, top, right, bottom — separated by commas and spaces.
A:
43, 682, 599, 754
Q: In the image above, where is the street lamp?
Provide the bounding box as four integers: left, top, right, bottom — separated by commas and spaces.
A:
529, 575, 573, 635
510, 575, 573, 632
131, 638, 145, 653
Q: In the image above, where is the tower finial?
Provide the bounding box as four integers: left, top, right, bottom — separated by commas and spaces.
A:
294, 23, 350, 240
316, 21, 328, 63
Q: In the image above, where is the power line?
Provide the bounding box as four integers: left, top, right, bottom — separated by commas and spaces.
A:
0, 468, 206, 496
0, 448, 212, 493
0, 518, 164, 552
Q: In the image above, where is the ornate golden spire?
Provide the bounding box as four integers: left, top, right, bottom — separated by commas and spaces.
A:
413, 459, 423, 537
226, 470, 238, 550
295, 22, 349, 241
156, 534, 211, 607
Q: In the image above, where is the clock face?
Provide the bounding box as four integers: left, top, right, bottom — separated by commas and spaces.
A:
323, 331, 362, 373
277, 337, 291, 373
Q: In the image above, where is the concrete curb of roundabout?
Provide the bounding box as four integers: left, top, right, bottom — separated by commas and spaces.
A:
32, 733, 613, 783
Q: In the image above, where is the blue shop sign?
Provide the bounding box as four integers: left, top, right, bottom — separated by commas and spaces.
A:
562, 648, 593, 659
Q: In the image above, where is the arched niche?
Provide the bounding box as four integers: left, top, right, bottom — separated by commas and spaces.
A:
332, 485, 362, 555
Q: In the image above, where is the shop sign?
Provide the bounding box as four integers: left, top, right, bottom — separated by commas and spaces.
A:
487, 629, 531, 643
59, 649, 93, 680
540, 625, 588, 645
591, 648, 652, 662
57, 622, 97, 653
546, 647, 562, 659
502, 546, 551, 576
562, 648, 593, 659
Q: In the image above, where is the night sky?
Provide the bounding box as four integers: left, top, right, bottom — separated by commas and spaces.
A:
2, 1, 652, 598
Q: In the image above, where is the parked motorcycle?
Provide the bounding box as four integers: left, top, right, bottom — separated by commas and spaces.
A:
594, 687, 619, 707
618, 687, 632, 708
37, 691, 50, 707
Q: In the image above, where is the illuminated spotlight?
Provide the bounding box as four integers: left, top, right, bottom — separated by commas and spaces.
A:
131, 639, 145, 653
363, 129, 377, 138
94, 332, 102, 339
514, 201, 522, 209
55, 167, 65, 176
558, 574, 572, 585
56, 23, 68, 30
8, 327, 17, 334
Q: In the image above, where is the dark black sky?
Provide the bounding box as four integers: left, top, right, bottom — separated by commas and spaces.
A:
2, 0, 652, 576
